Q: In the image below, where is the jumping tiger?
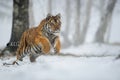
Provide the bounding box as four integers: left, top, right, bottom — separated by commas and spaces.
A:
11, 13, 61, 65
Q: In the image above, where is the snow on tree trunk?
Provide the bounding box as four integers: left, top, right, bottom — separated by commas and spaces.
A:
2, 0, 29, 55
94, 0, 117, 43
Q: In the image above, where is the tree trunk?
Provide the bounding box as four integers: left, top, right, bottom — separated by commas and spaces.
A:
79, 0, 92, 44
94, 0, 117, 43
62, 0, 71, 48
73, 0, 81, 46
1, 0, 29, 56
29, 0, 34, 27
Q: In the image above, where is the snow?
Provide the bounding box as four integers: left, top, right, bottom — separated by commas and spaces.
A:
0, 56, 120, 80
0, 44, 120, 80
62, 43, 120, 56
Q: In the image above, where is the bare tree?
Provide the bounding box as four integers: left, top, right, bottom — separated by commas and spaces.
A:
73, 0, 81, 46
29, 0, 34, 27
1, 0, 29, 56
79, 0, 93, 44
94, 0, 117, 43
62, 0, 71, 48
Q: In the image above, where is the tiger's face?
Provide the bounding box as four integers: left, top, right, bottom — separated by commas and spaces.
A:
45, 13, 61, 35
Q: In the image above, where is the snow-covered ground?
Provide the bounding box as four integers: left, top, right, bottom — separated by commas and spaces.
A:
0, 56, 120, 80
62, 43, 120, 56
0, 44, 120, 80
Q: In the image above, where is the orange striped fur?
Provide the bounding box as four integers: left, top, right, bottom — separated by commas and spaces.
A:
13, 13, 61, 64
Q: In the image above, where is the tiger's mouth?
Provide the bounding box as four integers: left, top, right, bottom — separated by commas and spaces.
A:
48, 29, 60, 36
53, 30, 60, 36
48, 27, 60, 34
54, 29, 60, 33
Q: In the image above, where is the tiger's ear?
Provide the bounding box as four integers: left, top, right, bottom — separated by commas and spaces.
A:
47, 13, 52, 17
56, 13, 61, 19
46, 13, 52, 21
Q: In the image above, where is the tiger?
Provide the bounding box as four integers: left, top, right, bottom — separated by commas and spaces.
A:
12, 13, 61, 65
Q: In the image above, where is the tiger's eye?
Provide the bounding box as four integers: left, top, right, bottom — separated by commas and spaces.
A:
57, 20, 59, 23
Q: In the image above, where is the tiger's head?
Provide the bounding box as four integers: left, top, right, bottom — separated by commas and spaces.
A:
44, 13, 61, 35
